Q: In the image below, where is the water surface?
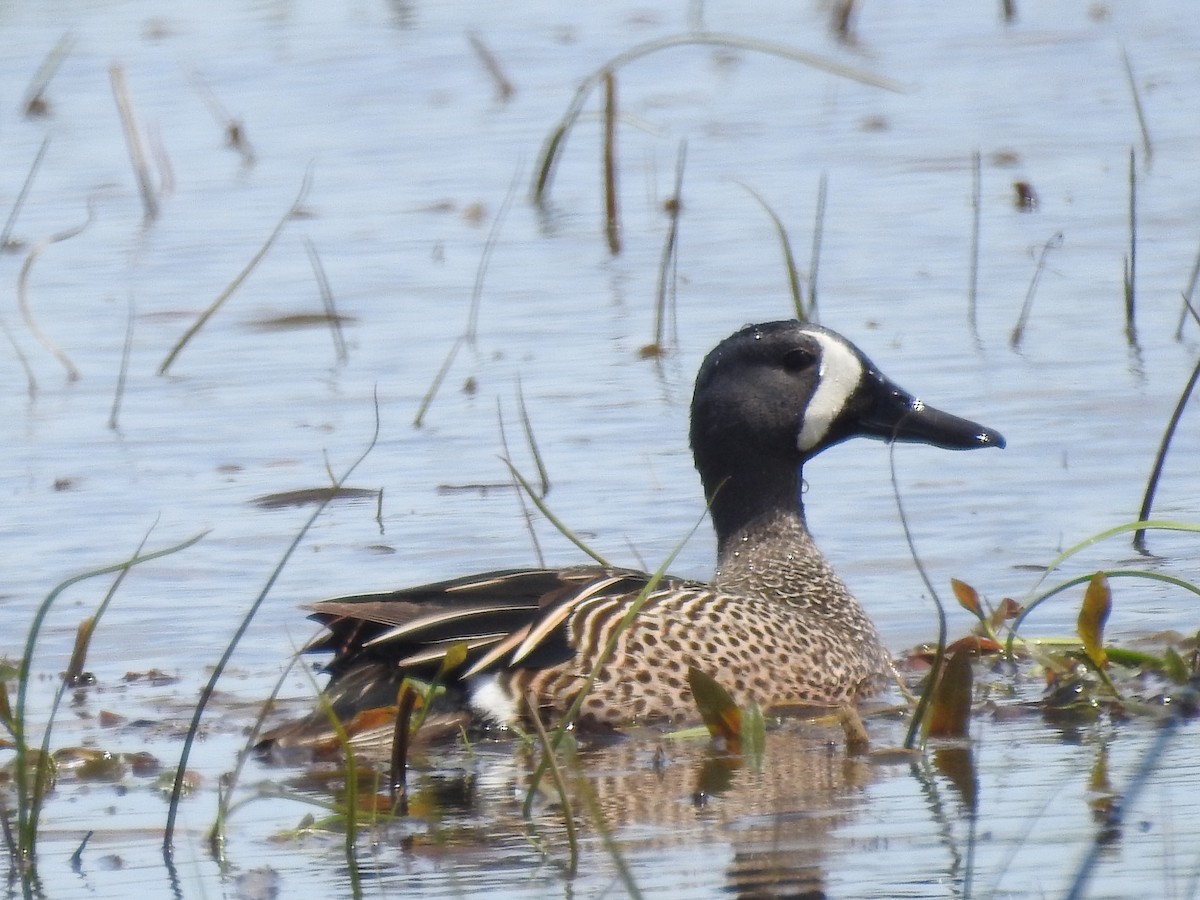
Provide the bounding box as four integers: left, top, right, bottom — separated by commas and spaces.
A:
2, 1, 1200, 896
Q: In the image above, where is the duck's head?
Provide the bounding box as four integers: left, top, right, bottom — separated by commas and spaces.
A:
689, 320, 1004, 540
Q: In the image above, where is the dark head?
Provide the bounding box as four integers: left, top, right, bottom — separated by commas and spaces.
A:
689, 321, 1004, 545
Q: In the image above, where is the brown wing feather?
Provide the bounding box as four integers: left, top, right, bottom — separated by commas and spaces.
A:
303, 565, 653, 683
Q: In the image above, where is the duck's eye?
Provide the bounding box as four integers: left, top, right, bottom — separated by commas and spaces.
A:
782, 346, 817, 372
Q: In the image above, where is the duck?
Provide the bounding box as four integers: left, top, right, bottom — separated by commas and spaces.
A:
261, 320, 1003, 748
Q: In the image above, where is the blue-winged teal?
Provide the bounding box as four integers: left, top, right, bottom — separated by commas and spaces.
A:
264, 321, 1003, 744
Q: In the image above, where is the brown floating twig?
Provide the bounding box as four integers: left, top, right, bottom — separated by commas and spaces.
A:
158, 170, 311, 375
467, 31, 515, 102
602, 69, 621, 255
109, 62, 158, 221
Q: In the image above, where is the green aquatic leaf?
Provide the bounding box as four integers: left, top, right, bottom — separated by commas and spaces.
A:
739, 698, 766, 771
687, 666, 742, 749
1078, 573, 1111, 668
1163, 646, 1189, 685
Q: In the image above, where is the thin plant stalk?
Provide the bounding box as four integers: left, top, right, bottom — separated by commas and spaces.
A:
651, 140, 687, 353
109, 63, 158, 220
1004, 521, 1200, 655
498, 400, 545, 565
1012, 569, 1200, 645
210, 642, 306, 858
515, 379, 550, 496
521, 509, 707, 817
1009, 231, 1063, 350
108, 295, 135, 430
32, 526, 162, 831
1121, 48, 1153, 167
163, 397, 380, 855
0, 313, 38, 397
808, 172, 827, 321
1, 136, 50, 250
11, 531, 204, 871
21, 33, 74, 116
1174, 245, 1200, 340
1123, 147, 1137, 338
303, 238, 348, 364
602, 69, 620, 255
467, 31, 515, 102
525, 694, 579, 875
736, 181, 805, 320
413, 336, 463, 428
887, 447, 949, 751
17, 203, 93, 382
189, 68, 256, 165
1133, 356, 1200, 552
465, 164, 521, 347
501, 458, 609, 566
159, 171, 311, 375
533, 32, 903, 205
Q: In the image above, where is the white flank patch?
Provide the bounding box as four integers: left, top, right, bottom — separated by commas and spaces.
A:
796, 331, 864, 451
467, 673, 520, 726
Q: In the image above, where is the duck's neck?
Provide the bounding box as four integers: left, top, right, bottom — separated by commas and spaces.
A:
706, 463, 806, 560
707, 464, 856, 613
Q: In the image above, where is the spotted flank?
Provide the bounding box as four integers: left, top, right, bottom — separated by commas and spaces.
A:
259, 320, 1004, 749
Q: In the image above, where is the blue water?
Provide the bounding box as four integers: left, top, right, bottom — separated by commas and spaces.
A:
2, 1, 1200, 896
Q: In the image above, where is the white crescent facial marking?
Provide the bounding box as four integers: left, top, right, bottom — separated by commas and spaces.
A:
796, 331, 865, 451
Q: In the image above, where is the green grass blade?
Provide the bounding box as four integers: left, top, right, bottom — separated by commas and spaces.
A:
162, 397, 380, 855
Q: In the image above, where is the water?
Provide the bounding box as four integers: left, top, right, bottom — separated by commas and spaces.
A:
2, 1, 1200, 896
